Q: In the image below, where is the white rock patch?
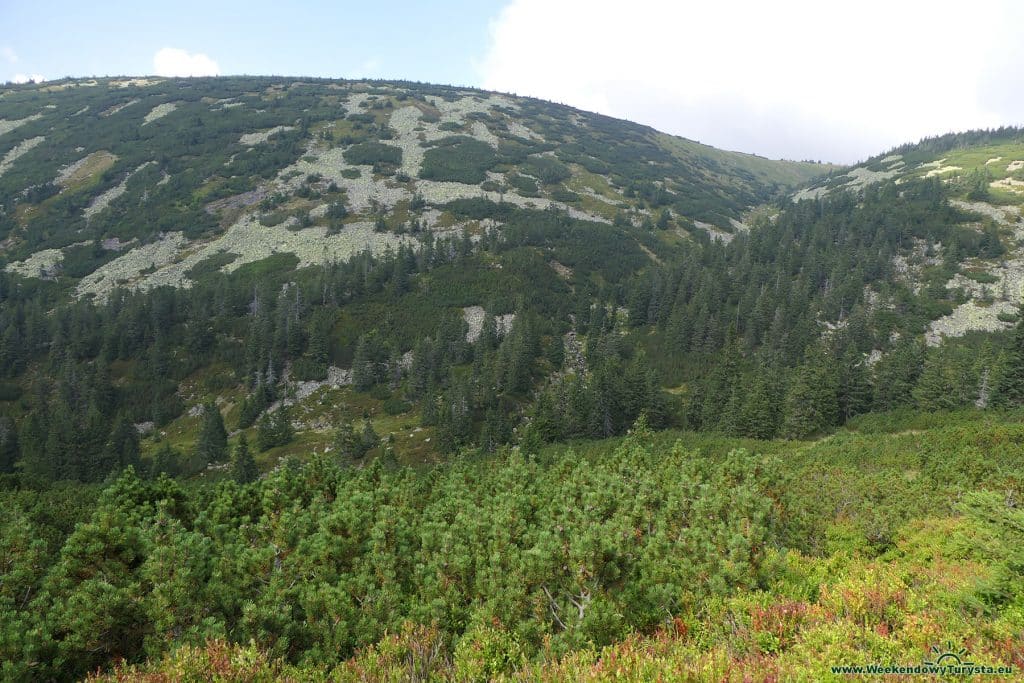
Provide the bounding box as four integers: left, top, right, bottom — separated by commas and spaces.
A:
951, 200, 1023, 235
343, 92, 371, 115
845, 166, 899, 188
463, 306, 516, 342
992, 178, 1024, 193
926, 301, 1017, 346
0, 135, 44, 178
142, 102, 177, 125
76, 232, 189, 298
471, 121, 500, 148
279, 143, 412, 212
729, 218, 752, 233
82, 217, 413, 299
792, 186, 828, 202
388, 105, 432, 176
54, 156, 90, 187
919, 159, 961, 178
577, 185, 623, 207
0, 113, 43, 137
694, 220, 734, 243
506, 119, 540, 140
415, 179, 608, 223
101, 99, 140, 117
267, 365, 353, 417
239, 125, 295, 146
925, 164, 962, 178
84, 161, 155, 220
1007, 160, 1023, 172
5, 248, 63, 279
111, 78, 162, 88
429, 92, 520, 120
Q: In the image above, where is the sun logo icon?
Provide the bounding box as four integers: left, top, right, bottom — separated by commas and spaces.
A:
923, 642, 975, 667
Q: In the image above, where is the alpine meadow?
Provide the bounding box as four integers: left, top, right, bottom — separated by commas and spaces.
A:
0, 73, 1023, 681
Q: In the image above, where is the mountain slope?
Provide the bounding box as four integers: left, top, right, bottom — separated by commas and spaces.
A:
0, 76, 830, 298
2, 76, 1021, 485
791, 127, 1024, 344
5, 77, 1024, 683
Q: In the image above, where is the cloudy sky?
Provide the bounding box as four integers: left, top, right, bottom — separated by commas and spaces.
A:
3, 0, 1022, 163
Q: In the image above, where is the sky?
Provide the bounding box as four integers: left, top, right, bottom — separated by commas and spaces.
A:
2, 0, 1022, 163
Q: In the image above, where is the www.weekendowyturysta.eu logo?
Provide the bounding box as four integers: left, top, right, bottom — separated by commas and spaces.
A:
831, 642, 1013, 677
923, 642, 973, 668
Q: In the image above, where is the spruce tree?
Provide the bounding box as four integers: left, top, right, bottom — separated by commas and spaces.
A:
873, 339, 924, 410
104, 413, 141, 473
352, 333, 374, 391
782, 349, 839, 439
334, 421, 362, 459
0, 416, 18, 474
992, 316, 1024, 407
478, 309, 499, 351
360, 418, 380, 454
736, 366, 780, 440
256, 413, 276, 452
231, 433, 258, 484
149, 442, 180, 478
195, 402, 228, 463
837, 347, 873, 420
913, 352, 959, 411
273, 405, 295, 447
18, 410, 51, 480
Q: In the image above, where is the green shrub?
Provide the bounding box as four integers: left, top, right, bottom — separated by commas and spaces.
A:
550, 187, 579, 203
964, 270, 999, 284
522, 155, 571, 185
369, 384, 392, 401
420, 136, 499, 184
186, 252, 238, 280
453, 621, 524, 681
343, 141, 402, 167
383, 397, 411, 415
292, 358, 328, 381
508, 173, 539, 197
259, 211, 288, 227
0, 382, 22, 401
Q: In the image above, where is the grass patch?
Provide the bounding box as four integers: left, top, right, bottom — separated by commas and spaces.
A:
57, 150, 118, 191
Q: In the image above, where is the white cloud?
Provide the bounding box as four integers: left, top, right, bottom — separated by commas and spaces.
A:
344, 57, 382, 79
2, 47, 17, 64
153, 47, 220, 77
480, 0, 1024, 163
12, 73, 45, 84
